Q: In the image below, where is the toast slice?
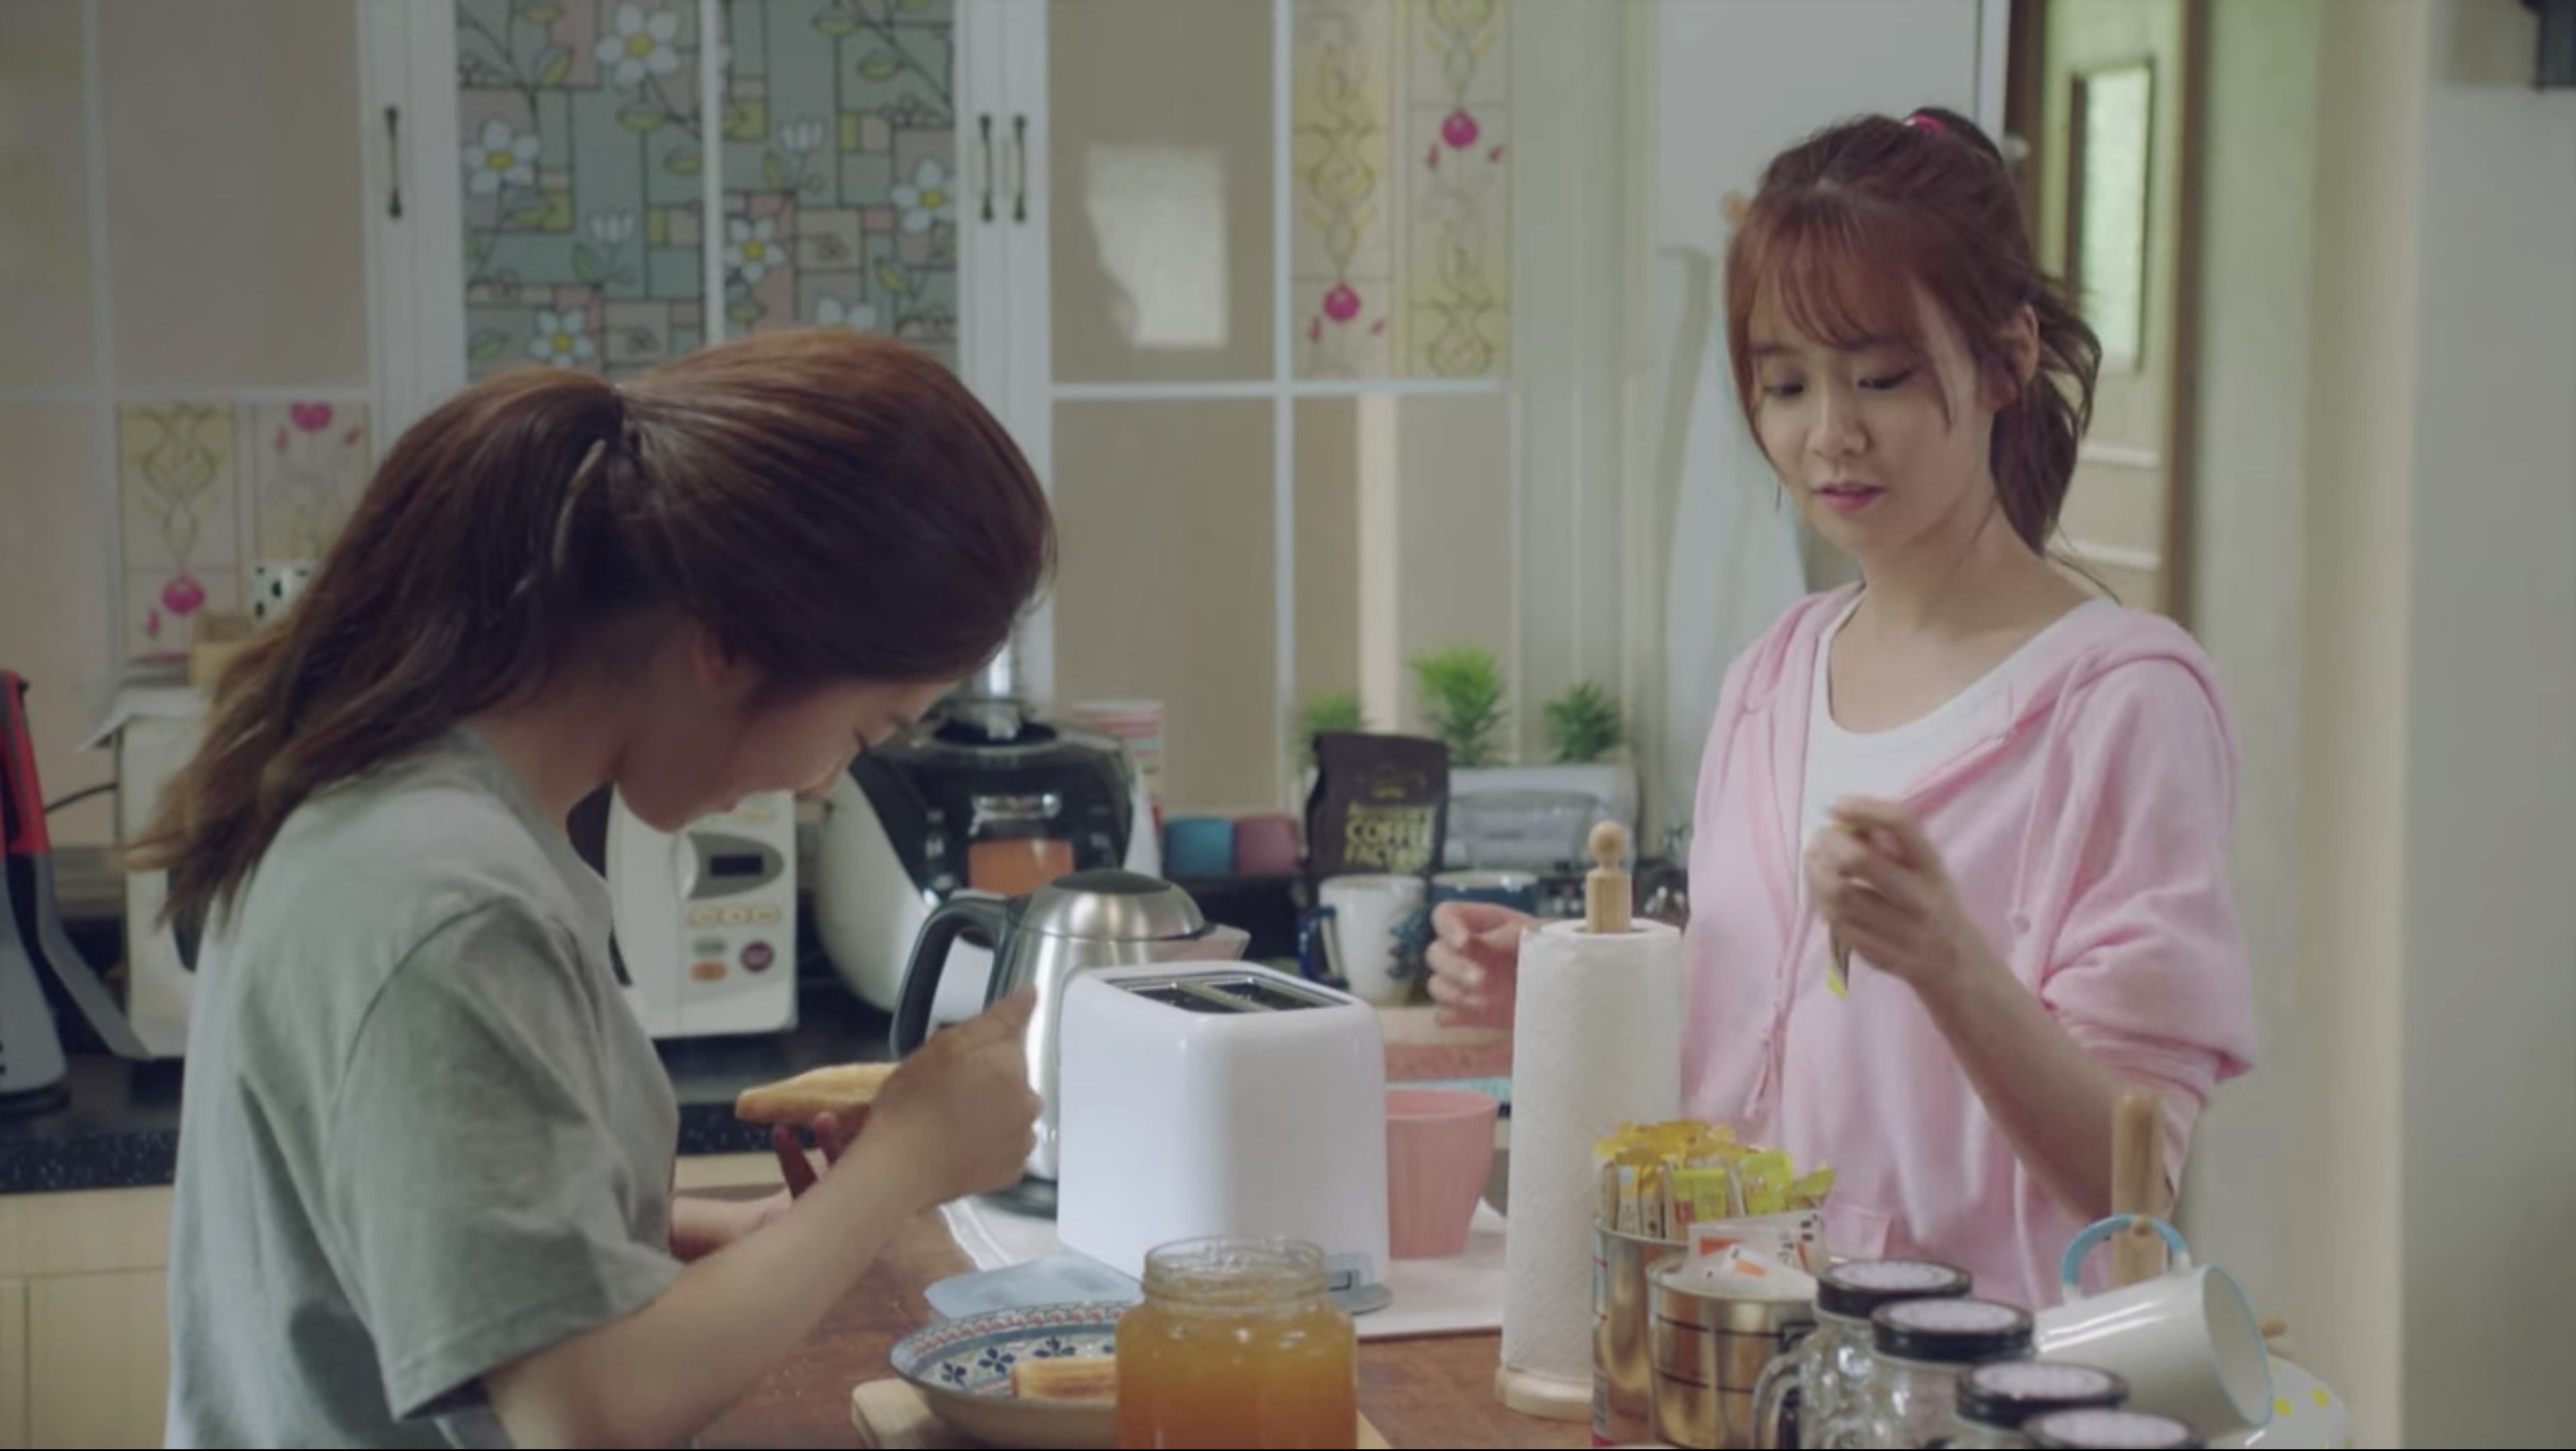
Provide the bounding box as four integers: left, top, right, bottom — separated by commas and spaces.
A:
1008, 1355, 1117, 1404
732, 1061, 897, 1127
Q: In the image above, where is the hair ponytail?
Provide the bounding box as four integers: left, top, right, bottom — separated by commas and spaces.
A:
1990, 284, 2100, 554
131, 330, 1053, 931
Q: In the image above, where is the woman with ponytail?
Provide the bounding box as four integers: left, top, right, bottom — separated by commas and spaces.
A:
142, 329, 1055, 1447
1428, 109, 2256, 1309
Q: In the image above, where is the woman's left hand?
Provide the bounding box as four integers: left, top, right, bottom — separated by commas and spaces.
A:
750, 1111, 857, 1229
1803, 797, 2003, 1000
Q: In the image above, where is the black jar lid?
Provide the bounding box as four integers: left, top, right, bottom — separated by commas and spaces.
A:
2025, 1407, 2206, 1449
1956, 1361, 2129, 1429
1868, 1296, 2034, 1364
1816, 1258, 1972, 1319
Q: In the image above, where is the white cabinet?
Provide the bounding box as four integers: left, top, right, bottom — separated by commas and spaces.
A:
359, 0, 1045, 432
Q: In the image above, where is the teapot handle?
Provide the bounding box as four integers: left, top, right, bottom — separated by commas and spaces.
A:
2059, 1215, 2191, 1303
891, 892, 1013, 1056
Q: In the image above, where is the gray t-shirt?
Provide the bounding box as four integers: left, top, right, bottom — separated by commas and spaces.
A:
165, 727, 682, 1448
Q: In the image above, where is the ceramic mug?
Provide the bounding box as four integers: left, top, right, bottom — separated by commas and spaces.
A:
2038, 1216, 2275, 1438
1161, 816, 1234, 878
1299, 873, 1427, 1006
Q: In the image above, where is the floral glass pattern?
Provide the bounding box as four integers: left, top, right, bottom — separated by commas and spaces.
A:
116, 400, 373, 660
455, 0, 710, 381
1292, 0, 1511, 380
716, 0, 958, 367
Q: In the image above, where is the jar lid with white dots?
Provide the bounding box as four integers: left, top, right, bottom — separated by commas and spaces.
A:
1817, 1257, 1973, 1319
2025, 1406, 2206, 1449
1957, 1360, 2129, 1430
1868, 1295, 2035, 1364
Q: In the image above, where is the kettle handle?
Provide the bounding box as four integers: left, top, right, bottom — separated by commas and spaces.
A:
891, 892, 1014, 1057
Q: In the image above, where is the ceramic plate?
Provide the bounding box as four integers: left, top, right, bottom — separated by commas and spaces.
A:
2214, 1357, 2354, 1450
888, 1301, 1126, 1450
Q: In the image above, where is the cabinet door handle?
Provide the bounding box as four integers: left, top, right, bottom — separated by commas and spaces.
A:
1011, 113, 1028, 223
384, 106, 404, 220
979, 113, 996, 223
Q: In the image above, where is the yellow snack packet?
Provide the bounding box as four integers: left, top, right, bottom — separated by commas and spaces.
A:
1737, 1149, 1795, 1218
1671, 1165, 1739, 1230
1788, 1167, 1838, 1212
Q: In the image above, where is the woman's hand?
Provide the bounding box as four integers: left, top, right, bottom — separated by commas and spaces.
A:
668, 1111, 859, 1260
741, 1109, 860, 1235
1803, 796, 2006, 1003
1424, 901, 1538, 1029
863, 989, 1044, 1213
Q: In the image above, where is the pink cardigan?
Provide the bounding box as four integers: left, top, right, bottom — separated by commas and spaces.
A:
1682, 587, 2258, 1308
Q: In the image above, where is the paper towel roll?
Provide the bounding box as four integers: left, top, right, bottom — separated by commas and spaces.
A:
1499, 917, 1684, 1394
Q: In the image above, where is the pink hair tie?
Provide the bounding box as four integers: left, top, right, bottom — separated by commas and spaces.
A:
1903, 112, 1945, 133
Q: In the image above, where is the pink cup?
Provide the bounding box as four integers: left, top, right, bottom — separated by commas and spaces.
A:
1385, 1088, 1500, 1260
1233, 813, 1303, 876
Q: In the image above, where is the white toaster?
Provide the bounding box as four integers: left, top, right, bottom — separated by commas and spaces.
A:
1055, 962, 1391, 1303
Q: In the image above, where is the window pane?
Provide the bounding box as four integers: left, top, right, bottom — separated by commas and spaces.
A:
1050, 400, 1278, 812
1049, 0, 1274, 385
103, 0, 366, 386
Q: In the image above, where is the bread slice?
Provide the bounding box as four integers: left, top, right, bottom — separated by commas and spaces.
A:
1009, 1355, 1117, 1404
732, 1062, 897, 1127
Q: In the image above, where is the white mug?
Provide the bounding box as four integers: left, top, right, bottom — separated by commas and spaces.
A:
2037, 1216, 2275, 1438
1317, 874, 1426, 1006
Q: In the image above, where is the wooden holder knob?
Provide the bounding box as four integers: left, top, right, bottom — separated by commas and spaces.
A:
1584, 821, 1631, 935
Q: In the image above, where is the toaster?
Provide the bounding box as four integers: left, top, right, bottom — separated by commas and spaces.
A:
1055, 962, 1391, 1304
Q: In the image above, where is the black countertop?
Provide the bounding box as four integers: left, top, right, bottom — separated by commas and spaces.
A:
0, 980, 897, 1197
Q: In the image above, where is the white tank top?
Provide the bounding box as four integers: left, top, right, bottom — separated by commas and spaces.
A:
1798, 596, 2107, 848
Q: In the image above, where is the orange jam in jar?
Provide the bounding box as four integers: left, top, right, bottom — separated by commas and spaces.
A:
1114, 1237, 1358, 1449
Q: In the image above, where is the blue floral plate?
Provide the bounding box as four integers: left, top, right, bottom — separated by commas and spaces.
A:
887, 1301, 1126, 1449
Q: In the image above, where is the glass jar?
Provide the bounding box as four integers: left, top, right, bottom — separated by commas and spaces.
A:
1824, 1295, 2033, 1448
1949, 1362, 2130, 1448
1114, 1237, 1358, 1450
1750, 1258, 1973, 1447
2024, 1407, 2205, 1449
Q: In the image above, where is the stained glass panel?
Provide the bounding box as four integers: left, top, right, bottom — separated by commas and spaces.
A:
717, 0, 958, 367
455, 0, 710, 380
1292, 0, 1510, 380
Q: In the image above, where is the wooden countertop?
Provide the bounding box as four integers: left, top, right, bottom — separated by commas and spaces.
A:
693, 1209, 1588, 1450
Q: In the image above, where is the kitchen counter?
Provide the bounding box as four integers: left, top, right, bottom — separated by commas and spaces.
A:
0, 979, 897, 1196
691, 1199, 1584, 1450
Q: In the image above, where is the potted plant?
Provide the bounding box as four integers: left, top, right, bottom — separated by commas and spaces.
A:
1542, 680, 1626, 765
1438, 674, 1641, 872
1408, 643, 1508, 769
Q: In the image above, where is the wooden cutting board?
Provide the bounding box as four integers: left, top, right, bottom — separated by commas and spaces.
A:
849, 1379, 1392, 1448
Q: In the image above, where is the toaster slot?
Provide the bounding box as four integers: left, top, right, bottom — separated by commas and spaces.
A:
1113, 972, 1337, 1014
1128, 983, 1244, 1014
1193, 976, 1333, 1014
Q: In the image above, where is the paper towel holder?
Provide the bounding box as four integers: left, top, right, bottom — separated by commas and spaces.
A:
1488, 819, 1644, 1424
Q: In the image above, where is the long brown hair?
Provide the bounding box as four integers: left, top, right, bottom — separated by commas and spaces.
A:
130, 329, 1054, 929
1724, 106, 2102, 553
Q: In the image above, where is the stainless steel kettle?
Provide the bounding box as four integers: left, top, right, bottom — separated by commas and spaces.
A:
891, 869, 1250, 1188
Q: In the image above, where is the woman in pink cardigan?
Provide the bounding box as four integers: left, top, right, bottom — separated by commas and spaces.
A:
1428, 108, 2257, 1311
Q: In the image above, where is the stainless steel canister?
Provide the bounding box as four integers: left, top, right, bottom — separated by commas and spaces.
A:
1648, 1260, 1817, 1448
1593, 1220, 1690, 1445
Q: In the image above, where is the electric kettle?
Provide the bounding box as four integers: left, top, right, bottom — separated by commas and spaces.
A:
891, 870, 1250, 1196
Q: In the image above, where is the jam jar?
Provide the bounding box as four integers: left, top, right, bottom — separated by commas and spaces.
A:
1750, 1258, 1973, 1447
1825, 1295, 2035, 1447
